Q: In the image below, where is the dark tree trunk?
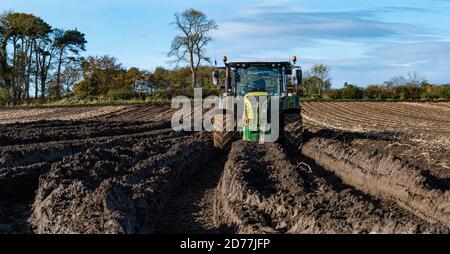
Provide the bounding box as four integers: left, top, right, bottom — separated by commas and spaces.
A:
12, 37, 17, 89
34, 44, 39, 99
189, 51, 196, 87
191, 71, 197, 88
40, 56, 46, 99
26, 42, 33, 100
20, 38, 26, 100
40, 73, 46, 99
56, 49, 63, 98
0, 40, 9, 87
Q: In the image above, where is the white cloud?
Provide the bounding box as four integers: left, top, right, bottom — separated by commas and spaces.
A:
209, 2, 450, 85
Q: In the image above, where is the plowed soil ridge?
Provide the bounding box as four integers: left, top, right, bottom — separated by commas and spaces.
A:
216, 141, 448, 233
1, 103, 449, 234
0, 120, 170, 146
302, 135, 450, 228
0, 104, 219, 233
30, 132, 214, 233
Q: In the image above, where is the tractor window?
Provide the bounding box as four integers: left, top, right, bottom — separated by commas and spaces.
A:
235, 66, 280, 96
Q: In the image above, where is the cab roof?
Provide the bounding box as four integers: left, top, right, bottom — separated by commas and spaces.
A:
227, 61, 292, 68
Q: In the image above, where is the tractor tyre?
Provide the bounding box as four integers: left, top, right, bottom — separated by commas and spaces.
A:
213, 110, 234, 150
283, 111, 303, 150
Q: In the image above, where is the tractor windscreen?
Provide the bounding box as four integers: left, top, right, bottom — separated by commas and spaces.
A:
235, 66, 280, 96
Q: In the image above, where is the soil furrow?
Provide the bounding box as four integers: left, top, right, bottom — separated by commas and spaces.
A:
153, 152, 234, 234
216, 141, 448, 233
301, 136, 450, 228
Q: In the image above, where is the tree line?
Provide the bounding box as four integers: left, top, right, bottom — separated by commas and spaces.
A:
71, 9, 218, 102
0, 12, 87, 104
302, 66, 450, 101
1, 9, 218, 105
71, 55, 219, 101
1, 9, 450, 106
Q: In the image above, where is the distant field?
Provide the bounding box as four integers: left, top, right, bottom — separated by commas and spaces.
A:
0, 105, 126, 124
302, 101, 450, 177
302, 101, 450, 135
0, 104, 176, 124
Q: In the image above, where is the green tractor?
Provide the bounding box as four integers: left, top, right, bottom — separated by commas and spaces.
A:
212, 56, 303, 150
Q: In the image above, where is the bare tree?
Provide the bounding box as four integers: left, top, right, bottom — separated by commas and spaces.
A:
168, 9, 217, 87
309, 64, 331, 96
407, 71, 426, 86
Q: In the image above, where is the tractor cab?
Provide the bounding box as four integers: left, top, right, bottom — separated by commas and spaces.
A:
213, 59, 302, 97
212, 56, 304, 149
231, 62, 286, 97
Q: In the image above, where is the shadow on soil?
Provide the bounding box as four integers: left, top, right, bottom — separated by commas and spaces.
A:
303, 128, 400, 143
153, 150, 236, 234
302, 128, 450, 191
285, 145, 388, 204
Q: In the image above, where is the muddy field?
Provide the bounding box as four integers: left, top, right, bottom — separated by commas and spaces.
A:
0, 102, 449, 234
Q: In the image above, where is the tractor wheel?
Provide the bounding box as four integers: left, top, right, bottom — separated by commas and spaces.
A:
213, 110, 234, 150
283, 112, 303, 149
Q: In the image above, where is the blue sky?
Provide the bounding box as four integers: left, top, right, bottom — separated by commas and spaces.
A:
2, 0, 450, 87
